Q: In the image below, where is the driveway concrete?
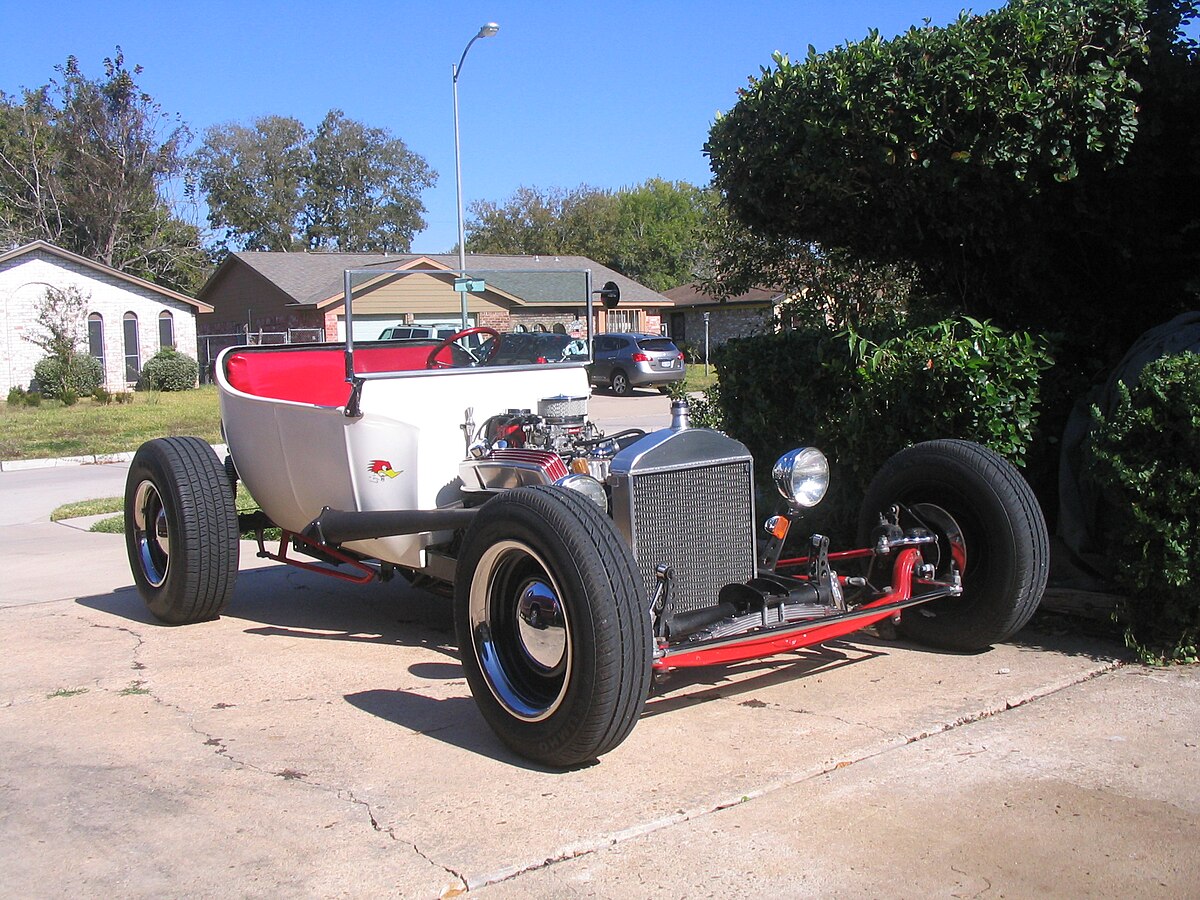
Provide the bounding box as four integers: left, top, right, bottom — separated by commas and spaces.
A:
1, 414, 1197, 898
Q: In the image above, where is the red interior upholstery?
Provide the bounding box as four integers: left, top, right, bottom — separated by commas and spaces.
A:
225, 344, 432, 406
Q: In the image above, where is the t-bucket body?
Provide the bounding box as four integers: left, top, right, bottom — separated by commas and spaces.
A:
217, 267, 599, 569
125, 266, 1049, 768
218, 347, 592, 570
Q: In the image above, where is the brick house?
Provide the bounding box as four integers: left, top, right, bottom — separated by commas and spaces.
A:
196, 252, 672, 369
662, 283, 783, 361
0, 241, 211, 394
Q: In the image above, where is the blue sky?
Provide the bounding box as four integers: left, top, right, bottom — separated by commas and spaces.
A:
0, 0, 1148, 254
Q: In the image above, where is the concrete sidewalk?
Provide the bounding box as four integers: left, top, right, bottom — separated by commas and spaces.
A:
1, 519, 1196, 897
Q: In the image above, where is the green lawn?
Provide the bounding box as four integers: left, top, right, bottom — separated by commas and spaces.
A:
682, 366, 718, 393
0, 386, 223, 460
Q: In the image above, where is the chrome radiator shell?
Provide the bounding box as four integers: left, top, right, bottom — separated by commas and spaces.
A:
609, 428, 757, 613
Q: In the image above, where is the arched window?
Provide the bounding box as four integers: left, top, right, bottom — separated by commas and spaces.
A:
552, 323, 567, 334
123, 312, 141, 383
158, 310, 175, 350
513, 323, 528, 333
88, 313, 106, 377
533, 323, 547, 333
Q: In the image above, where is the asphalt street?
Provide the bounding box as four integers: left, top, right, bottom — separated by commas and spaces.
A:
1, 387, 1196, 897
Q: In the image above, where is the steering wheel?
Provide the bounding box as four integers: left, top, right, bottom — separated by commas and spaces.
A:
425, 326, 501, 369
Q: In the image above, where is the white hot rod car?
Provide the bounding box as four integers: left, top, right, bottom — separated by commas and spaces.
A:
124, 268, 1048, 767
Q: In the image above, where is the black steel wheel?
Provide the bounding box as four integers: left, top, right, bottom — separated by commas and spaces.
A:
610, 369, 632, 396
124, 436, 239, 624
858, 440, 1048, 651
454, 486, 652, 766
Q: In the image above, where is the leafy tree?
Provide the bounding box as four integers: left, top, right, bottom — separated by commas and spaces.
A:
466, 179, 709, 290
706, 0, 1200, 364
193, 115, 308, 252
24, 283, 87, 362
0, 50, 207, 293
194, 109, 436, 253
611, 178, 706, 291
304, 110, 436, 251
0, 88, 63, 243
23, 284, 99, 397
698, 196, 918, 330
466, 184, 619, 258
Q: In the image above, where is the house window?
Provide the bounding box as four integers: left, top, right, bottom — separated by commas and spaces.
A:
88, 313, 105, 376
123, 312, 141, 382
606, 309, 637, 332
158, 311, 175, 349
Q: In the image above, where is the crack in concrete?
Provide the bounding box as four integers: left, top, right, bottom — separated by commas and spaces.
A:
466, 658, 1128, 891
335, 788, 470, 894
77, 614, 471, 892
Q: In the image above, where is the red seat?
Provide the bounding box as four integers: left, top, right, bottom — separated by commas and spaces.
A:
225, 344, 432, 406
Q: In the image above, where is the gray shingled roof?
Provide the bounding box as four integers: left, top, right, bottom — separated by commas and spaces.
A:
228, 252, 671, 307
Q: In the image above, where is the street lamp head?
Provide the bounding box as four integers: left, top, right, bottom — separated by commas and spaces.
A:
478, 22, 499, 38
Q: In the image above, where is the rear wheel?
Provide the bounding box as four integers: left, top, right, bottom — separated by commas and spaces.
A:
610, 369, 632, 396
124, 437, 239, 624
455, 486, 652, 766
858, 440, 1047, 651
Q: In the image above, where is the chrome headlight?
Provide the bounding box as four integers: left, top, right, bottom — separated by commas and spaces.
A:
554, 473, 609, 512
772, 447, 829, 508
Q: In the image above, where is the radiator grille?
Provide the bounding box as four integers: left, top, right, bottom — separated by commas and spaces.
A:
629, 461, 755, 613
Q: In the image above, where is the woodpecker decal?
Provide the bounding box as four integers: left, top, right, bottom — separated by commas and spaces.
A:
366, 459, 401, 482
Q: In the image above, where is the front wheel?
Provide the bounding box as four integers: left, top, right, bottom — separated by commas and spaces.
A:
454, 486, 652, 766
124, 437, 240, 624
858, 440, 1048, 651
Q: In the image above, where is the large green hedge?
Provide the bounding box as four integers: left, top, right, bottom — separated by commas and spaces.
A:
710, 318, 1052, 535
1086, 351, 1200, 662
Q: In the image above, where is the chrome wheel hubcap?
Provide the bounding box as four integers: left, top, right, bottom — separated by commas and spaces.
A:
470, 541, 571, 722
132, 480, 170, 588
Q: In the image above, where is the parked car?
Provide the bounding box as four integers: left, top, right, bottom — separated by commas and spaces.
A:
123, 269, 1047, 768
480, 332, 589, 367
590, 332, 685, 396
377, 323, 461, 341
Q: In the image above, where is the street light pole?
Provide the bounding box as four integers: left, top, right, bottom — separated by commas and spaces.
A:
453, 21, 499, 328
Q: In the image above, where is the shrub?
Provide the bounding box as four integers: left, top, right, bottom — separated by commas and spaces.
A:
92, 387, 112, 405
1086, 352, 1200, 663
713, 317, 1052, 537
139, 348, 198, 392
60, 389, 78, 407
31, 354, 104, 399
25, 391, 42, 407
7, 386, 26, 406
